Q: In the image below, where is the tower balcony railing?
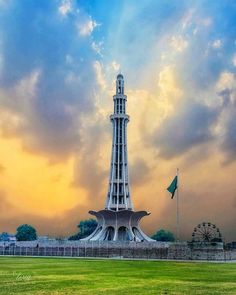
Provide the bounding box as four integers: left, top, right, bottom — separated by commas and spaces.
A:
109, 180, 129, 183
110, 114, 129, 120
113, 95, 127, 101
110, 204, 127, 208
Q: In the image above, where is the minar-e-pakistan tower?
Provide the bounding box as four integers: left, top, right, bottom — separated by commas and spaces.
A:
82, 74, 153, 242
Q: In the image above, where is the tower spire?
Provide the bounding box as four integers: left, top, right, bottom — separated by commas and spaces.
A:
106, 74, 133, 211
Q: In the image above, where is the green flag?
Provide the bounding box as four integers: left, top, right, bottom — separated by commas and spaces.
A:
167, 175, 178, 199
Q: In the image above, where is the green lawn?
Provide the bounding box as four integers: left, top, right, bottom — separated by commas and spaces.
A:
0, 257, 235, 294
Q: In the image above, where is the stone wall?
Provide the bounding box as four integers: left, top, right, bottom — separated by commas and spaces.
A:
0, 241, 235, 261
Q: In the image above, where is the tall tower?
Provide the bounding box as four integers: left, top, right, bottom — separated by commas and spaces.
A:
82, 74, 154, 242
106, 73, 133, 211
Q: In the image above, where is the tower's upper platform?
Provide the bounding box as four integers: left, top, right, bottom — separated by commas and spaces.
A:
116, 73, 124, 95
117, 73, 124, 80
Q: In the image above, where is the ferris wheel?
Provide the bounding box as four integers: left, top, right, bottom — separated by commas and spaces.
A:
191, 222, 223, 243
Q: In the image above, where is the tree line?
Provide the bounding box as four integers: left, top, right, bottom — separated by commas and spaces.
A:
0, 220, 175, 242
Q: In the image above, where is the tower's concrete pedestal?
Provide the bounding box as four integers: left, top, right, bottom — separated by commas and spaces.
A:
81, 209, 154, 242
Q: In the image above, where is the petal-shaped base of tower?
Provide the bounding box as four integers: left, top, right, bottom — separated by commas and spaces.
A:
81, 209, 155, 242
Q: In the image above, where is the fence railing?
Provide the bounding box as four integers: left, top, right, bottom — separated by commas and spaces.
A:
0, 245, 235, 261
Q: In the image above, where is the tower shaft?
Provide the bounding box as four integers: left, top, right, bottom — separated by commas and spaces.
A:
82, 73, 153, 242
106, 74, 133, 211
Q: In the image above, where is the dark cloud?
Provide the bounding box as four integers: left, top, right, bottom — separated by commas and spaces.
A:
130, 158, 151, 186
152, 100, 219, 159
220, 108, 236, 163
0, 0, 100, 161
144, 187, 236, 242
181, 144, 211, 168
72, 119, 109, 208
216, 87, 236, 163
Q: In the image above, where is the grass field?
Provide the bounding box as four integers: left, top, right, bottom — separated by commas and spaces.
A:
0, 257, 236, 294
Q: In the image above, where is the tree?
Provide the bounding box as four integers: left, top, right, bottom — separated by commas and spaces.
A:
151, 229, 175, 242
16, 224, 37, 241
69, 219, 97, 240
0, 232, 10, 241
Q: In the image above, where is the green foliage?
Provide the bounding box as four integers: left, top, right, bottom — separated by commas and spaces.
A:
16, 224, 37, 241
69, 219, 97, 240
0, 232, 9, 241
151, 229, 175, 242
68, 234, 79, 241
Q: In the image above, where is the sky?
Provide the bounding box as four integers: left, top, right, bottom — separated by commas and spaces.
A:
0, 0, 236, 242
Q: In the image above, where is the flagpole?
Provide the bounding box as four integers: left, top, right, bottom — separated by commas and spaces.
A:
176, 168, 180, 242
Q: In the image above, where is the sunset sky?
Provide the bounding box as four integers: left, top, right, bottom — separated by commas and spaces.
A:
0, 0, 236, 241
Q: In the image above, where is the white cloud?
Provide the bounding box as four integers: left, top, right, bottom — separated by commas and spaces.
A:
170, 35, 188, 53
0, 69, 41, 134
15, 69, 41, 100
198, 17, 212, 27
158, 66, 183, 101
181, 9, 194, 30
108, 61, 120, 72
212, 39, 222, 49
217, 71, 235, 90
58, 0, 72, 16
156, 66, 183, 119
93, 61, 106, 90
0, 108, 25, 135
77, 18, 99, 36
91, 41, 103, 56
